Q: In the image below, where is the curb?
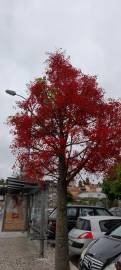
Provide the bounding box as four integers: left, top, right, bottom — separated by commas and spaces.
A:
70, 262, 78, 270
0, 232, 27, 238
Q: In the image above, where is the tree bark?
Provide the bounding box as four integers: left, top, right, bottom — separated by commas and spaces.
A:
55, 155, 70, 270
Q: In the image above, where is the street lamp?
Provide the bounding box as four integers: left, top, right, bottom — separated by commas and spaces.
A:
5, 89, 26, 100
6, 89, 47, 257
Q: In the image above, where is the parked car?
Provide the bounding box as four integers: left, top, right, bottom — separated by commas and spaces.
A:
110, 207, 121, 216
48, 205, 112, 239
79, 222, 121, 270
68, 216, 121, 255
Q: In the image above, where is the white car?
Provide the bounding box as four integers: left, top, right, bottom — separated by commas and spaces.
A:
68, 216, 121, 255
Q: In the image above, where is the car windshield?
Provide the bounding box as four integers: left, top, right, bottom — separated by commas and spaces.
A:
109, 224, 121, 238
94, 208, 112, 216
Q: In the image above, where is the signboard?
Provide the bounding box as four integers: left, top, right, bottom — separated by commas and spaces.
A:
3, 194, 27, 231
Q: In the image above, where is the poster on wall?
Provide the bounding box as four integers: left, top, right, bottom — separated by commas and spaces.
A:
3, 194, 27, 231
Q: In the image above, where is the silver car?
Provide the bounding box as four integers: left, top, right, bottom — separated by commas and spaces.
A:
68, 216, 121, 255
110, 207, 121, 216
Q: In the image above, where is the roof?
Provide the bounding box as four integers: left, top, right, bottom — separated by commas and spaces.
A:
77, 192, 107, 199
78, 216, 121, 221
6, 177, 39, 194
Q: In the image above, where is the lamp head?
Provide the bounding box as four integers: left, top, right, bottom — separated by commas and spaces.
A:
5, 89, 16, 96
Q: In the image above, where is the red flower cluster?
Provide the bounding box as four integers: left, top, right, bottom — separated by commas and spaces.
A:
8, 51, 121, 183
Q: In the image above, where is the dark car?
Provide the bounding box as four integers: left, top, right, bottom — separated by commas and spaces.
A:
48, 205, 112, 239
110, 207, 121, 217
79, 222, 121, 270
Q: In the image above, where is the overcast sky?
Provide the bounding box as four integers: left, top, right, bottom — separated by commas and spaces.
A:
1, 0, 121, 179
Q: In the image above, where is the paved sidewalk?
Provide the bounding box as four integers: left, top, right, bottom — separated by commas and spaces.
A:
0, 236, 42, 270
0, 234, 77, 270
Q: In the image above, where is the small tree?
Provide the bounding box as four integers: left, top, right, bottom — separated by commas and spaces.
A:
102, 163, 121, 204
8, 51, 121, 270
102, 180, 116, 202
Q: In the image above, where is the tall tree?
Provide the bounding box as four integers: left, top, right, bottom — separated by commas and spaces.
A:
8, 51, 121, 270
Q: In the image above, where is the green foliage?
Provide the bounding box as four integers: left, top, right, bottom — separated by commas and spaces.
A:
67, 191, 74, 204
102, 163, 121, 201
102, 180, 116, 201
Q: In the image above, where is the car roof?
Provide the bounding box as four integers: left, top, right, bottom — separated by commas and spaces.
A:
78, 216, 121, 221
110, 207, 121, 210
67, 205, 107, 209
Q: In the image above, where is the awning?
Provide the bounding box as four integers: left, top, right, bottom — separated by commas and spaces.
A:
77, 192, 107, 199
6, 177, 39, 194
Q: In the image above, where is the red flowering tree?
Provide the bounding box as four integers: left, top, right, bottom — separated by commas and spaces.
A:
8, 52, 121, 270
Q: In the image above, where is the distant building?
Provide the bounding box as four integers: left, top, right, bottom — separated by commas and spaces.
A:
67, 186, 81, 199
47, 179, 102, 207
84, 184, 102, 193
68, 182, 102, 201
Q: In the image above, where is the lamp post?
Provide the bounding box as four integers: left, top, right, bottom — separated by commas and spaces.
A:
5, 88, 29, 175
5, 88, 47, 258
5, 89, 26, 100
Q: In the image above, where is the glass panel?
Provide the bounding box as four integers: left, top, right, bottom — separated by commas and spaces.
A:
76, 218, 91, 231
67, 208, 77, 217
99, 219, 121, 232
110, 224, 121, 238
81, 208, 94, 216
78, 208, 82, 216
95, 208, 111, 216
49, 209, 57, 218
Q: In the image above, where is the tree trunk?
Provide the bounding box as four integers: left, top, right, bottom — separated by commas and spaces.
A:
55, 155, 70, 270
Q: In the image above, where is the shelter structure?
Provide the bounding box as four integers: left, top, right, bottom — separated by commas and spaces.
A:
1, 177, 48, 257
2, 177, 39, 232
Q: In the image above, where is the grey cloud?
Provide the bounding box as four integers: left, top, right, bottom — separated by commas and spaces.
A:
0, 0, 121, 177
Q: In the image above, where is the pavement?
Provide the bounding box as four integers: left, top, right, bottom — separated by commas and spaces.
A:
70, 262, 78, 270
0, 232, 77, 270
0, 235, 42, 270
